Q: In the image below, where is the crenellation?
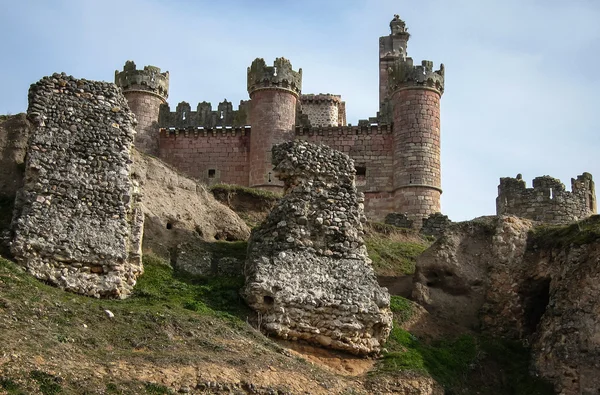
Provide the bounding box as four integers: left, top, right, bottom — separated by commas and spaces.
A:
158, 99, 248, 128
115, 60, 169, 99
496, 173, 597, 224
247, 57, 302, 96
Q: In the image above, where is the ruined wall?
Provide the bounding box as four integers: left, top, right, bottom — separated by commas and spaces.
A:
158, 100, 248, 128
158, 128, 249, 186
497, 173, 596, 224
295, 124, 394, 220
299, 94, 346, 127
11, 73, 143, 298
243, 141, 392, 355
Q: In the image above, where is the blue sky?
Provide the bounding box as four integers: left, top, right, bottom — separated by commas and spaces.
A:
1, 0, 599, 221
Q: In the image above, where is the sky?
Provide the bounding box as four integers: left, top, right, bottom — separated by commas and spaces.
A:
1, 0, 599, 221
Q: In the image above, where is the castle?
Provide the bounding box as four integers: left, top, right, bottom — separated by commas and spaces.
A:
113, 15, 596, 225
114, 15, 444, 223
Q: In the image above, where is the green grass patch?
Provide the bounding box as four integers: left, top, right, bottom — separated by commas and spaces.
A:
529, 215, 600, 249
210, 184, 281, 201
365, 236, 428, 275
389, 295, 414, 324
30, 370, 62, 395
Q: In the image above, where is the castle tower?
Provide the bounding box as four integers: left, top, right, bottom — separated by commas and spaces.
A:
115, 61, 169, 155
379, 15, 410, 112
299, 94, 346, 127
385, 16, 445, 223
247, 58, 302, 191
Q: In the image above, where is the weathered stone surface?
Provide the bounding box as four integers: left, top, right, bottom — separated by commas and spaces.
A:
11, 73, 143, 298
496, 173, 596, 224
132, 149, 250, 266
412, 215, 600, 394
0, 114, 32, 255
243, 141, 392, 355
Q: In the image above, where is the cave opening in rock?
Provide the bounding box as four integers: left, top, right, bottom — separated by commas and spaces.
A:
520, 278, 551, 335
263, 295, 274, 306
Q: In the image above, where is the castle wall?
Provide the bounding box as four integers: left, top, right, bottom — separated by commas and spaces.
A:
496, 174, 596, 224
158, 100, 248, 128
295, 124, 394, 220
158, 128, 249, 186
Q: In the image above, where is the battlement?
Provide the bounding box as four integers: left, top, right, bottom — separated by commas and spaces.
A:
247, 57, 302, 96
497, 173, 596, 224
158, 99, 248, 128
388, 58, 445, 95
295, 122, 391, 136
115, 60, 169, 100
300, 94, 343, 104
160, 125, 249, 138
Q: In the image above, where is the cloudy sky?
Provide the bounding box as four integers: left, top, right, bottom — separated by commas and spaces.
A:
1, 0, 598, 221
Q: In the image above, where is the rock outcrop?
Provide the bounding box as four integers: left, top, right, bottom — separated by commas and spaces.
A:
243, 141, 392, 355
132, 150, 250, 266
11, 73, 143, 298
412, 215, 600, 394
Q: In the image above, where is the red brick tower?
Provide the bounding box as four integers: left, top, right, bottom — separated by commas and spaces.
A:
384, 16, 445, 223
247, 58, 302, 191
115, 61, 169, 155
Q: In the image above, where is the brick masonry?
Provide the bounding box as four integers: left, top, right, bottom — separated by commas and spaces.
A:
392, 88, 442, 220
124, 92, 164, 155
248, 89, 297, 191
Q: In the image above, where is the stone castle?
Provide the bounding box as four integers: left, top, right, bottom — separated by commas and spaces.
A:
113, 15, 596, 225
114, 15, 444, 223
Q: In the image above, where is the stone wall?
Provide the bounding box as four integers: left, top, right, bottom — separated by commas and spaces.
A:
243, 141, 392, 355
158, 128, 249, 186
299, 94, 345, 127
11, 73, 143, 298
496, 173, 596, 224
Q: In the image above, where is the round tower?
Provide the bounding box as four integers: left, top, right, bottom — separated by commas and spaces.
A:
387, 20, 445, 223
247, 58, 302, 191
115, 61, 169, 155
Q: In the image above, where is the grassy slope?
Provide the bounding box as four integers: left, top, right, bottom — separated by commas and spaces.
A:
364, 222, 431, 276
0, 253, 345, 394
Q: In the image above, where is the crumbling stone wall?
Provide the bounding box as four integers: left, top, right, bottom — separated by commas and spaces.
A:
243, 141, 392, 355
497, 173, 596, 224
11, 73, 143, 298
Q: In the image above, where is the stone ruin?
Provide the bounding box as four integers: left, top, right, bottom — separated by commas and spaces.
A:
497, 173, 596, 224
10, 73, 143, 298
242, 141, 392, 355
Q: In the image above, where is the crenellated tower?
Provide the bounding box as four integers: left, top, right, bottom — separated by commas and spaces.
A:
247, 57, 302, 191
384, 16, 445, 223
115, 61, 169, 155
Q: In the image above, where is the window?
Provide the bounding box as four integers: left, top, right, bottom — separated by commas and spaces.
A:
208, 169, 216, 178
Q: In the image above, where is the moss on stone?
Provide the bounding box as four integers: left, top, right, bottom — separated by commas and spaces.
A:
529, 215, 600, 249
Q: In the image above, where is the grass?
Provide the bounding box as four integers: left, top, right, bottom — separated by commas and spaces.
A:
389, 295, 414, 324
528, 215, 600, 249
365, 235, 428, 275
209, 184, 281, 201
